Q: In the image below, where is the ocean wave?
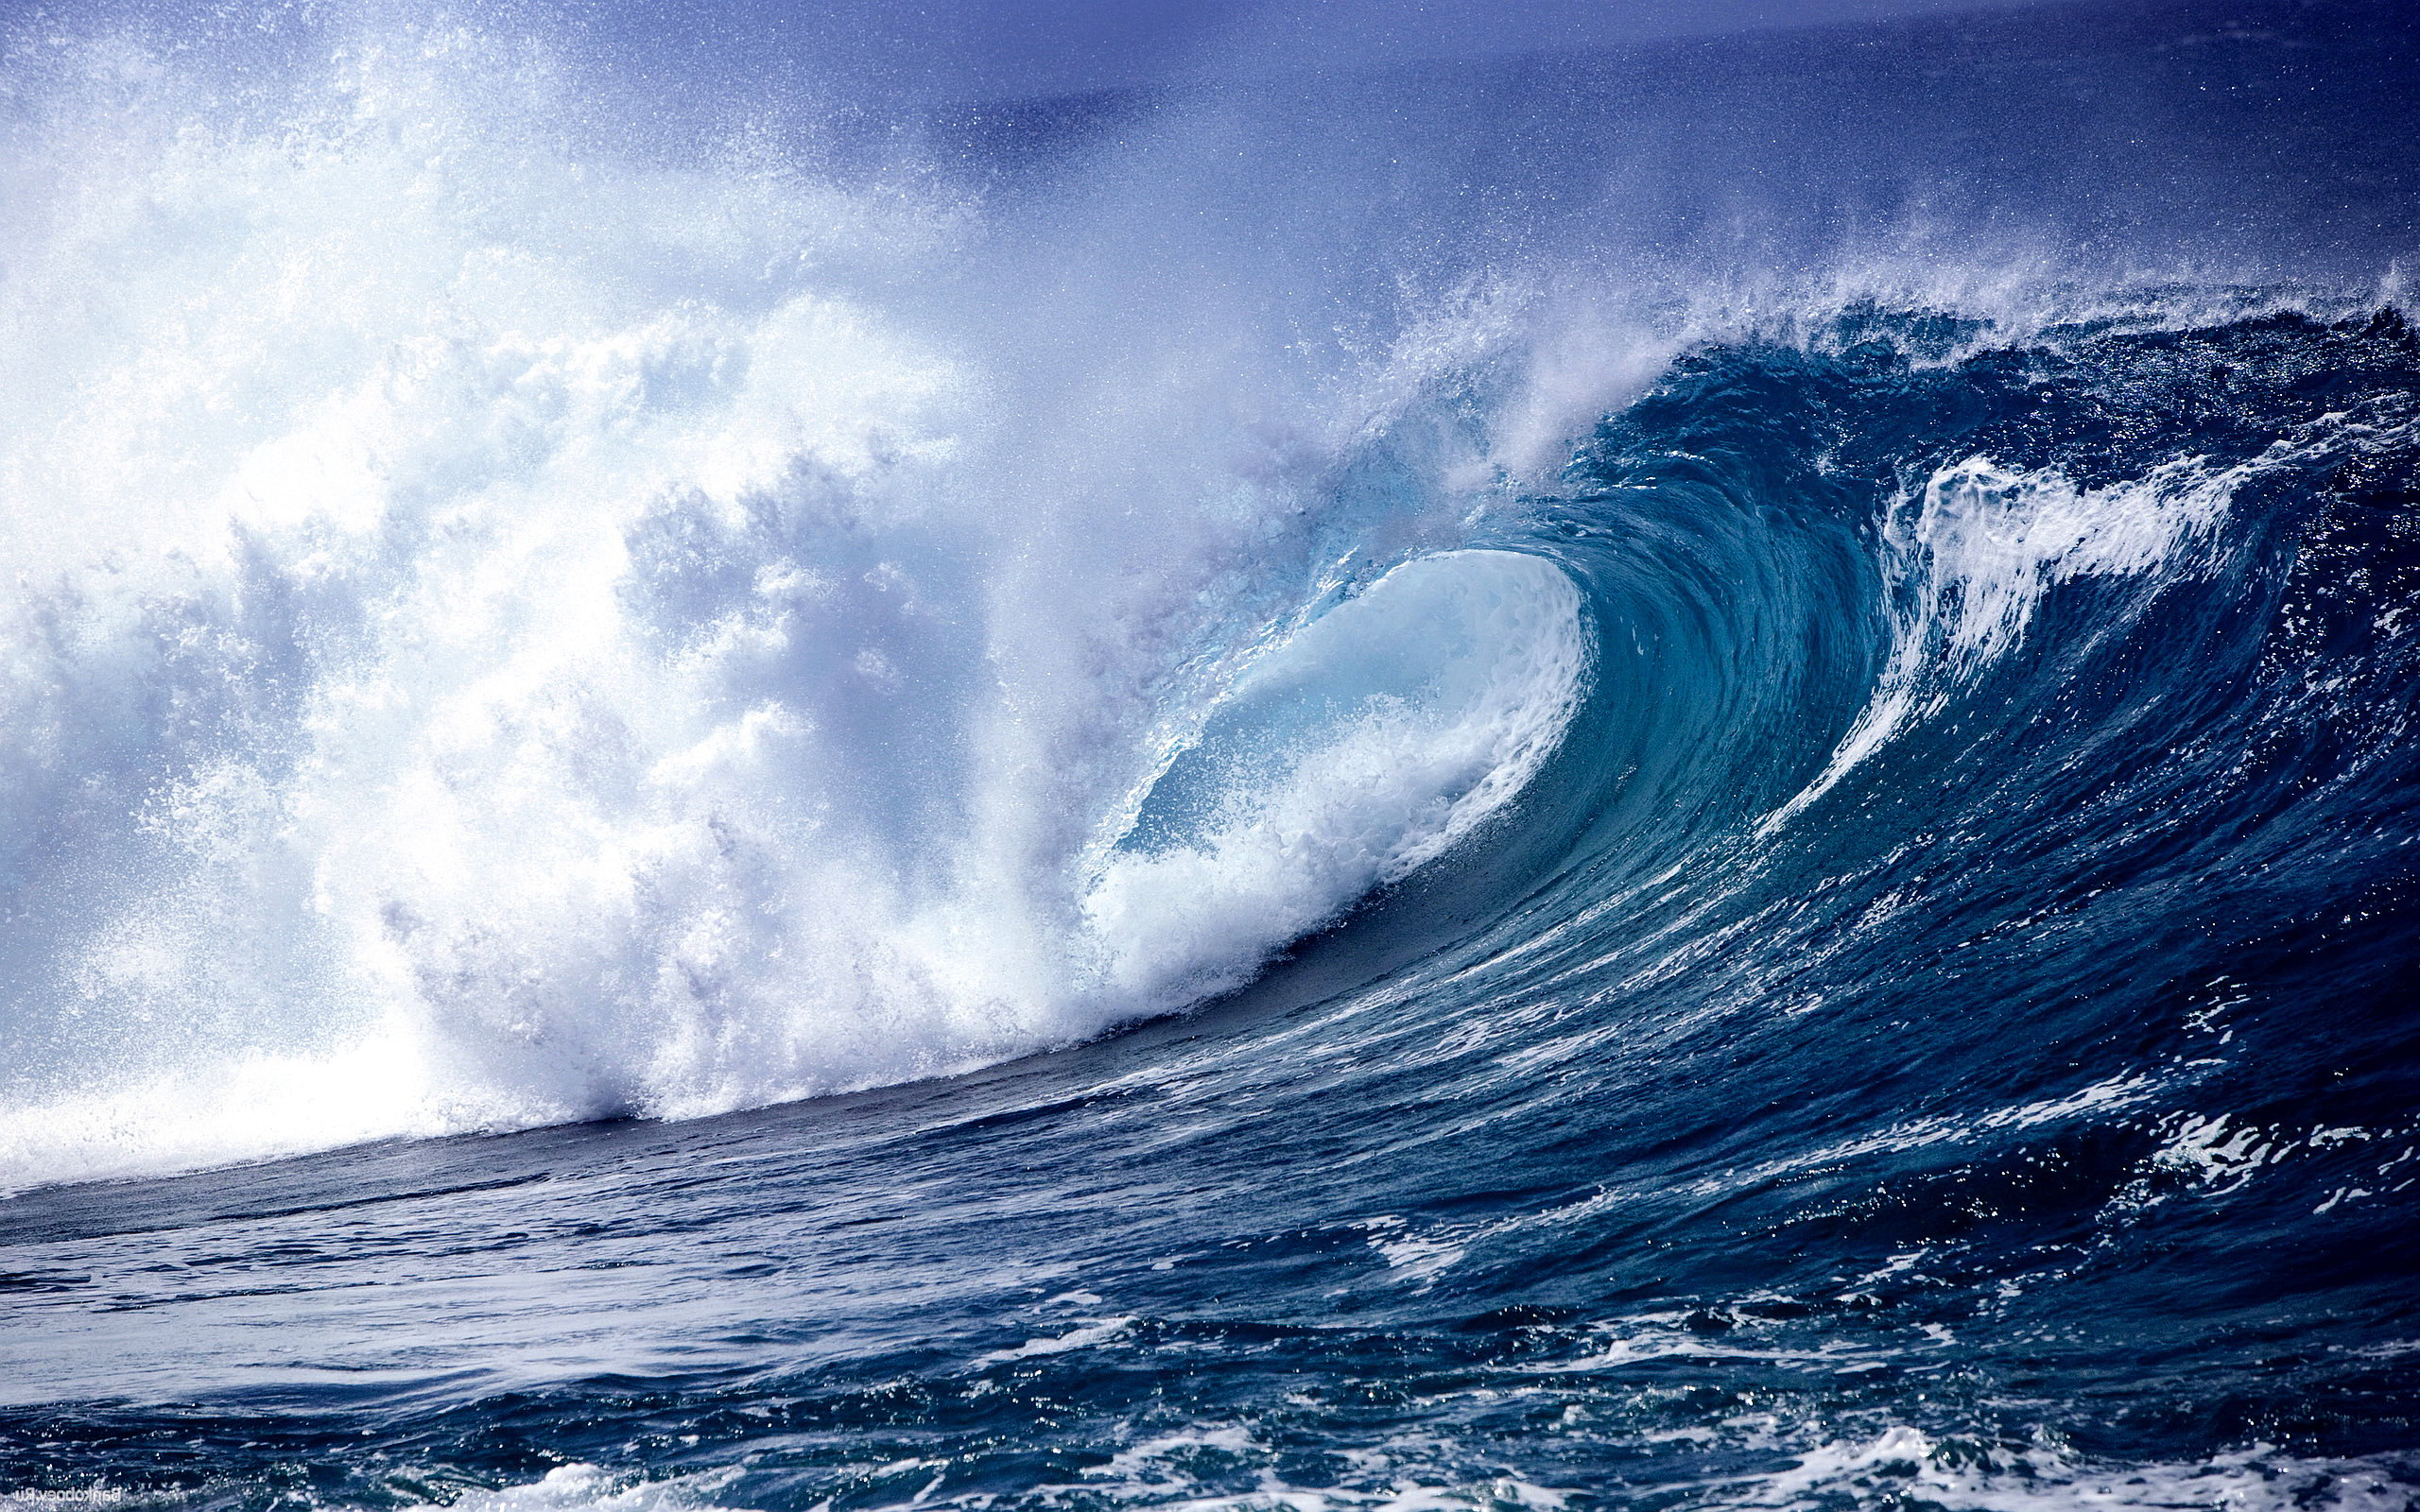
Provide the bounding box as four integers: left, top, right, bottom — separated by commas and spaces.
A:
2, 2, 2415, 1508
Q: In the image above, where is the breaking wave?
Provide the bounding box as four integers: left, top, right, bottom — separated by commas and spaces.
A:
1, 4, 2416, 1511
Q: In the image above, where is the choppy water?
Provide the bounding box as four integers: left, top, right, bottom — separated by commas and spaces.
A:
3, 2, 2416, 1510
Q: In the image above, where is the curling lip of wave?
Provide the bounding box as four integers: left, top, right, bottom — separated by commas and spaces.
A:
0, 19, 1598, 1191
1085, 547, 1589, 1005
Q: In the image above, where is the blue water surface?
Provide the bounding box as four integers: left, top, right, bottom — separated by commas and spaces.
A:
2, 3, 2417, 1510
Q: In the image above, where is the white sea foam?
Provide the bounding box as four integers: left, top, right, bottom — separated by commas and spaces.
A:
396, 1436, 2417, 1512
446, 1467, 753, 1512
1709, 1427, 2418, 1512
1760, 451, 2248, 835
0, 28, 1585, 1190
1085, 550, 1586, 1004
1762, 387, 2419, 841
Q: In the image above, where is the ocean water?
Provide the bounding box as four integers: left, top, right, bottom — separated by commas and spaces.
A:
2, 2, 2417, 1509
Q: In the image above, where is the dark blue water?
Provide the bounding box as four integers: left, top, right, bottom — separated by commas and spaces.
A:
3, 3, 2418, 1510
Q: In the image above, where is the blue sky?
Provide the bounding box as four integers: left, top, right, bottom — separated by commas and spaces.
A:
558, 0, 2070, 103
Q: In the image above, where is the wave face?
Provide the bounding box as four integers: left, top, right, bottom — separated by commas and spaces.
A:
3, 2, 2419, 1510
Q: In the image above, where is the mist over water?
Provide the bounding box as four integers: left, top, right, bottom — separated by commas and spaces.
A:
0, 9, 1597, 1183
2, 2, 2417, 1510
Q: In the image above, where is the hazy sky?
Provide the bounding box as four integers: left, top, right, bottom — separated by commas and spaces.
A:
562, 0, 2074, 104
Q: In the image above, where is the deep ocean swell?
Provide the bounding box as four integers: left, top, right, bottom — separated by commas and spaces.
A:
4, 4, 2420, 1511
6, 299, 2416, 1512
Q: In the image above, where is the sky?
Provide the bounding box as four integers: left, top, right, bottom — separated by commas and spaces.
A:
558, 0, 2074, 105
